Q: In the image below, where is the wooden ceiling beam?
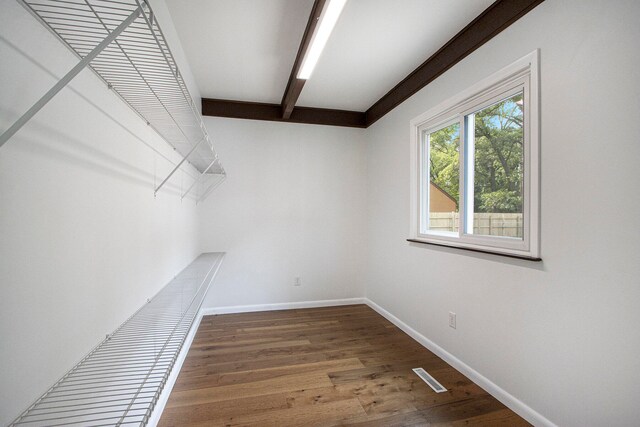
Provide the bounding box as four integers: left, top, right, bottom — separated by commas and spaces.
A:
280, 0, 327, 119
202, 98, 366, 128
202, 0, 545, 128
365, 0, 545, 127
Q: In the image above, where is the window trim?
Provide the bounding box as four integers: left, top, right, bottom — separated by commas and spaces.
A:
409, 50, 540, 259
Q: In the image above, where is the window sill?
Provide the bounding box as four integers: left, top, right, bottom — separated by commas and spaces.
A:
406, 239, 542, 262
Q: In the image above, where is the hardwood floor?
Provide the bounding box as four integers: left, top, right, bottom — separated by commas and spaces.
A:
159, 305, 530, 426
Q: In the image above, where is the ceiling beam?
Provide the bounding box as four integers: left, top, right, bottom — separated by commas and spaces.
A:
202, 0, 544, 129
280, 0, 327, 119
365, 0, 545, 127
202, 98, 366, 128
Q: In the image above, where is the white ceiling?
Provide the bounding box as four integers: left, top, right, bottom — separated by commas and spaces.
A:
166, 0, 495, 111
165, 0, 313, 104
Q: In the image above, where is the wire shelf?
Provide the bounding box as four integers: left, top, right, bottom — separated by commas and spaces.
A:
18, 0, 225, 200
9, 252, 224, 426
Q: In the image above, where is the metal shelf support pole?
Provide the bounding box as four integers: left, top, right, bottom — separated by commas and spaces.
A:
181, 159, 217, 200
0, 4, 145, 149
154, 137, 206, 195
198, 175, 227, 204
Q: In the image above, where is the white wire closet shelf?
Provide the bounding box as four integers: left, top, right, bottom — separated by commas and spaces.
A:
9, 252, 224, 426
8, 0, 225, 201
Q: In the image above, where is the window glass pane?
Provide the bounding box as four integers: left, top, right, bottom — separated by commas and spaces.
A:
424, 122, 460, 233
468, 92, 524, 239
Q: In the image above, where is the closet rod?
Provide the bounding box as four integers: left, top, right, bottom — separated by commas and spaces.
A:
0, 3, 146, 148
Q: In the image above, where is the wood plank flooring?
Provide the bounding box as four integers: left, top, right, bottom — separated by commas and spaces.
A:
159, 305, 529, 426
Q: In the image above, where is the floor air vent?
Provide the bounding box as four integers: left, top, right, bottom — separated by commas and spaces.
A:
412, 367, 447, 393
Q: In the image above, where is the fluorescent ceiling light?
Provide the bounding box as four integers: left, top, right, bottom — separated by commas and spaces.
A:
297, 0, 347, 80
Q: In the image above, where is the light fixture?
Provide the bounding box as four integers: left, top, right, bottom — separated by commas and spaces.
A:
297, 0, 348, 80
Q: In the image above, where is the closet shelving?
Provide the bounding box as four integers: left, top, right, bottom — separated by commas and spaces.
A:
9, 253, 224, 426
2, 0, 225, 202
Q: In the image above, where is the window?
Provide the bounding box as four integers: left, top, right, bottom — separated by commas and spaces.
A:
410, 50, 540, 259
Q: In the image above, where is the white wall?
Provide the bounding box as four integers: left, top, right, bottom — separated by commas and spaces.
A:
0, 2, 201, 424
364, 1, 640, 426
198, 117, 367, 308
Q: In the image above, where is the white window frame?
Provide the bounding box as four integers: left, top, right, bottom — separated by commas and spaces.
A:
409, 50, 540, 259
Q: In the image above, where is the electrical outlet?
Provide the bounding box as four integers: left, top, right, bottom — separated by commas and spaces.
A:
294, 277, 301, 286
449, 312, 456, 329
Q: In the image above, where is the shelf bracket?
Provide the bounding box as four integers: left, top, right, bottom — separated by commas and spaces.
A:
154, 137, 206, 195
181, 158, 218, 201
198, 174, 227, 204
0, 4, 145, 149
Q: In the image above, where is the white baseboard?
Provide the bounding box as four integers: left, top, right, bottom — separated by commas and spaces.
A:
364, 298, 556, 427
146, 310, 204, 427
201, 298, 366, 315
